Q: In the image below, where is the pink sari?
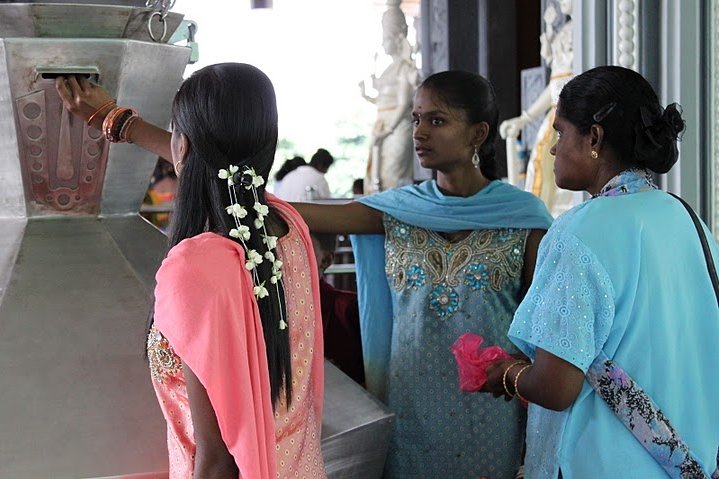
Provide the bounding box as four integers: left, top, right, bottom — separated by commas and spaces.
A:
152, 195, 325, 478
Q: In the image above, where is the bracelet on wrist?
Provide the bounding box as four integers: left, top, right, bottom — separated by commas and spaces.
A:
502, 360, 528, 397
87, 99, 117, 127
102, 106, 141, 143
514, 364, 532, 403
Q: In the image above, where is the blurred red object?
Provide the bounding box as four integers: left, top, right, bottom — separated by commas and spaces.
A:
451, 333, 513, 392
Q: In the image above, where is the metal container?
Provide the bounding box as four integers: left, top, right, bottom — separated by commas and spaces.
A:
0, 3, 392, 477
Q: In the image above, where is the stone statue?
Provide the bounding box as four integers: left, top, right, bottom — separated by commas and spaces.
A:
359, 0, 419, 193
499, 0, 583, 216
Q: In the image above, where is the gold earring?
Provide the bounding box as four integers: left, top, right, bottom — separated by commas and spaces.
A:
471, 146, 480, 168
591, 150, 598, 159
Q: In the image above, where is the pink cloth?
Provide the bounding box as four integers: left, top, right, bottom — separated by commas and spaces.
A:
152, 195, 325, 478
451, 333, 513, 392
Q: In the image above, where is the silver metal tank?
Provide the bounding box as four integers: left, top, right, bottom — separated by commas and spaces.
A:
0, 2, 392, 478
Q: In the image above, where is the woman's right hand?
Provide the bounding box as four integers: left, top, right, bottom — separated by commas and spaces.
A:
55, 75, 115, 129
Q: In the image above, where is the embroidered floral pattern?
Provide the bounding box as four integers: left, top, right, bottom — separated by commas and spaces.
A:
465, 263, 489, 290
405, 264, 426, 289
587, 354, 711, 479
147, 325, 181, 383
384, 215, 527, 320
428, 284, 459, 318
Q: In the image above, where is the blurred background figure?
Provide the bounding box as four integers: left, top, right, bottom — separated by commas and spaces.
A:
359, 0, 419, 193
272, 155, 306, 195
312, 233, 365, 386
275, 148, 335, 201
142, 159, 178, 231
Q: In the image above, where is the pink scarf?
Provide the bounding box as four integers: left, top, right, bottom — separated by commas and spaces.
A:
154, 194, 323, 478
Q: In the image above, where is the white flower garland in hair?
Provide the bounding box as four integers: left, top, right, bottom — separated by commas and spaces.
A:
218, 165, 287, 330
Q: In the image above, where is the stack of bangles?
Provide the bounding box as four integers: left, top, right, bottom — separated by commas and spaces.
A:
502, 360, 532, 403
86, 100, 141, 144
102, 106, 141, 143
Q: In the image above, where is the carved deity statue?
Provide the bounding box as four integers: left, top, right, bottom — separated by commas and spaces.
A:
359, 0, 419, 193
500, 0, 583, 216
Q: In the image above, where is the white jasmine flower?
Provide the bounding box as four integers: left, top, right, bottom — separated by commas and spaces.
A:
253, 202, 269, 217
264, 251, 275, 262
279, 319, 288, 330
253, 283, 269, 299
225, 203, 247, 218
218, 168, 230, 180
229, 225, 251, 241
245, 249, 263, 270
237, 225, 250, 240
273, 259, 283, 270
254, 218, 264, 229
252, 174, 265, 188
263, 235, 278, 249
229, 165, 239, 174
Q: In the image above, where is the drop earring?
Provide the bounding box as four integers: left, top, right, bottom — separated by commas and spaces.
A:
472, 146, 480, 168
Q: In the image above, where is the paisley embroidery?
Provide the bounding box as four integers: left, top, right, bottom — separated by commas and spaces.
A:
384, 215, 527, 319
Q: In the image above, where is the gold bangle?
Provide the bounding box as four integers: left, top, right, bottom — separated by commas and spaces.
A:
502, 360, 527, 397
514, 364, 532, 403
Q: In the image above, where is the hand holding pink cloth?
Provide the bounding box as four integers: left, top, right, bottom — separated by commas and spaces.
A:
451, 333, 513, 392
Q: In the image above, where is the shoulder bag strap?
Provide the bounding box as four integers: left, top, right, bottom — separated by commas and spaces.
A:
669, 193, 719, 306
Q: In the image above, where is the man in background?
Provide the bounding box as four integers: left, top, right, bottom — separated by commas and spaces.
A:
274, 148, 334, 201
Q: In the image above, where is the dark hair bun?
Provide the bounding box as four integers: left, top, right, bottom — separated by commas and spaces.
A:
633, 103, 685, 174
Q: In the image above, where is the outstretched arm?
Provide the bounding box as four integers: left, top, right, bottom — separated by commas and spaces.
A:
291, 201, 384, 235
55, 75, 173, 160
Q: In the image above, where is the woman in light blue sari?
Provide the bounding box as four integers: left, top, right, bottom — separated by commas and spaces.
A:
297, 71, 552, 479
482, 66, 719, 479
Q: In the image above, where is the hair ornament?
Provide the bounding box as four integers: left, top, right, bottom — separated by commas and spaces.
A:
661, 103, 685, 139
633, 103, 684, 174
245, 249, 264, 270
262, 233, 278, 249
253, 282, 269, 299
220, 164, 287, 330
592, 101, 617, 123
218, 164, 240, 185
229, 225, 251, 241
253, 202, 269, 228
226, 203, 248, 218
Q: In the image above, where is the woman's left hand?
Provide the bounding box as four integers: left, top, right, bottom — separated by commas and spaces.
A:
481, 358, 527, 400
